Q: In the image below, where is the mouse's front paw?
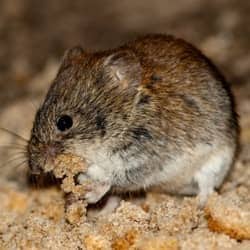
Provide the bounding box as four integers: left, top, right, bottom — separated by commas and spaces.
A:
76, 173, 111, 204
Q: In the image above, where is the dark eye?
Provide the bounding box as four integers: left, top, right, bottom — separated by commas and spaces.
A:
56, 115, 73, 131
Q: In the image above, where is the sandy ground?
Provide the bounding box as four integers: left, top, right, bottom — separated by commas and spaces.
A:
0, 0, 250, 249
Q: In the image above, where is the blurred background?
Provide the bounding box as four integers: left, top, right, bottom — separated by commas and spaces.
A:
1, 0, 250, 106
0, 0, 250, 180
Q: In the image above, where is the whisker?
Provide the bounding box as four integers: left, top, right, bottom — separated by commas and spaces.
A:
14, 159, 28, 169
0, 146, 27, 154
0, 155, 27, 169
4, 152, 27, 159
0, 142, 27, 148
7, 159, 28, 172
3, 155, 27, 163
0, 152, 27, 159
0, 146, 26, 152
0, 147, 27, 154
0, 127, 28, 142
28, 99, 39, 112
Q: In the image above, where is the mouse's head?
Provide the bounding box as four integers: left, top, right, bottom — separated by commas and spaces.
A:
27, 46, 143, 175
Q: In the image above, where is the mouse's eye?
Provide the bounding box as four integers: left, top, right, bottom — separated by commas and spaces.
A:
56, 115, 73, 131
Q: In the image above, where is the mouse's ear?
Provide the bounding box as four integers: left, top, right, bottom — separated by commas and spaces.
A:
103, 50, 142, 91
58, 46, 85, 73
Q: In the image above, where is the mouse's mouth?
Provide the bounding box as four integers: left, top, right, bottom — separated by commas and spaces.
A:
27, 137, 64, 174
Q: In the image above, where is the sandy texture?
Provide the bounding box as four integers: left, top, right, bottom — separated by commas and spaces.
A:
205, 190, 250, 240
1, 0, 250, 249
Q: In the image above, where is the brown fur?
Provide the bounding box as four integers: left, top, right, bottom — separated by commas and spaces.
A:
28, 34, 239, 203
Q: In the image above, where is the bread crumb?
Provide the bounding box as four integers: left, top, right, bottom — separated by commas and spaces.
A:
205, 191, 250, 240
83, 234, 111, 250
65, 200, 87, 224
6, 190, 30, 214
111, 229, 139, 250
145, 193, 200, 235
53, 153, 89, 197
133, 235, 179, 250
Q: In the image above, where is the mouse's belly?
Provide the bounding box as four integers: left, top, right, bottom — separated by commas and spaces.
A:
85, 143, 207, 190
112, 143, 235, 202
110, 152, 202, 193
79, 137, 235, 200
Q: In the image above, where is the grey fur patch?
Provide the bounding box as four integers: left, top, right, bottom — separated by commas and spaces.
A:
138, 94, 150, 105
95, 111, 107, 137
130, 126, 152, 141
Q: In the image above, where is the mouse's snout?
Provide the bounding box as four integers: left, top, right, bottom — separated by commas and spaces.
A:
28, 138, 63, 175
43, 142, 63, 161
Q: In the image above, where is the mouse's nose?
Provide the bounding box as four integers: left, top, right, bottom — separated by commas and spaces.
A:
44, 142, 62, 160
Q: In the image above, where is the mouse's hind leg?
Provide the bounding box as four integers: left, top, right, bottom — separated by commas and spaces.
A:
194, 146, 235, 206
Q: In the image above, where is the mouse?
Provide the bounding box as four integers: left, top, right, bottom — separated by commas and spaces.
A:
27, 34, 239, 207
